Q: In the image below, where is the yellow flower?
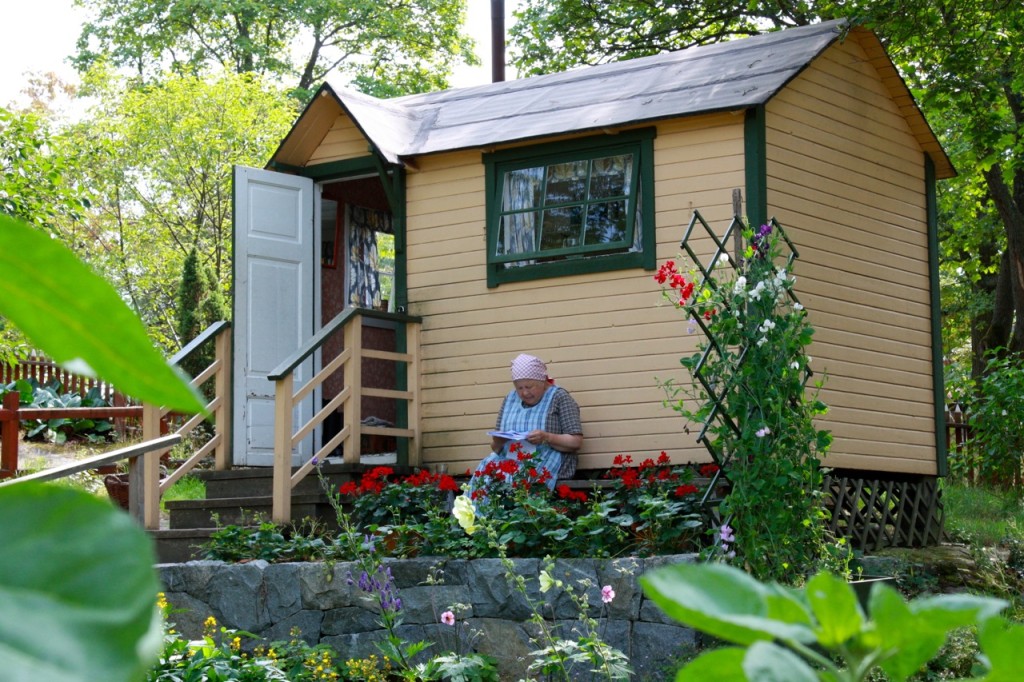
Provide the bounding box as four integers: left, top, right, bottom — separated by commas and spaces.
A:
452, 494, 478, 535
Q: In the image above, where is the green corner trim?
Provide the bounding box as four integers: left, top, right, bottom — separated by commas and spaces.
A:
744, 106, 768, 226
925, 155, 948, 477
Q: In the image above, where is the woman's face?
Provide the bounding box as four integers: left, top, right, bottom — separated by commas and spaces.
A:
513, 379, 548, 406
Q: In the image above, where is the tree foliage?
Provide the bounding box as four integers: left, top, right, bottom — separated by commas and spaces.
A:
508, 0, 818, 76
176, 246, 227, 380
56, 70, 296, 350
0, 106, 90, 232
72, 0, 479, 96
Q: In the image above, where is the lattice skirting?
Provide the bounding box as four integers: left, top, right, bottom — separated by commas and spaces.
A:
822, 469, 945, 550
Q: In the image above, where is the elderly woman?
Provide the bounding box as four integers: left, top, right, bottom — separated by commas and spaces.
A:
472, 354, 583, 491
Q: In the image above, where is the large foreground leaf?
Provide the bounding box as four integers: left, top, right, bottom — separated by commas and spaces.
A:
0, 483, 162, 681
0, 214, 201, 412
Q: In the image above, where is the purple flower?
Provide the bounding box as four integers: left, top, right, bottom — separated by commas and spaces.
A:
720, 524, 735, 544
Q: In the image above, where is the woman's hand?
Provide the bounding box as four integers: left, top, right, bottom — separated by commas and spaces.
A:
527, 430, 583, 453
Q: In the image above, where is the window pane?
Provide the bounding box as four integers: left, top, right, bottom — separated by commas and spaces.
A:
541, 206, 583, 250
546, 161, 588, 204
584, 200, 628, 245
504, 167, 544, 211
498, 211, 537, 255
590, 155, 632, 199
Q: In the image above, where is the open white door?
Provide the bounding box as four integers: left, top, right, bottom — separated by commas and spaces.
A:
233, 166, 316, 466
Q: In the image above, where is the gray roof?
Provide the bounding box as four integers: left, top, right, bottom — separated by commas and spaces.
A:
321, 19, 849, 164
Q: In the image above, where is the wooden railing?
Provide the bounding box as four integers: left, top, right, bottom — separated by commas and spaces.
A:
137, 321, 232, 529
267, 307, 421, 523
0, 321, 232, 530
0, 434, 182, 523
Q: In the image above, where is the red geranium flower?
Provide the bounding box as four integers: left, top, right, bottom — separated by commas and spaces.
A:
674, 484, 699, 497
699, 463, 720, 478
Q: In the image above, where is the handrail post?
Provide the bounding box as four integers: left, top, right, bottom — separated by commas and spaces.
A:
407, 321, 422, 466
1, 392, 20, 478
139, 404, 163, 528
214, 327, 232, 470
272, 374, 294, 524
343, 315, 362, 464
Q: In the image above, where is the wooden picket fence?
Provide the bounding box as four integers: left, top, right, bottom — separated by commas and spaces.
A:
0, 354, 134, 404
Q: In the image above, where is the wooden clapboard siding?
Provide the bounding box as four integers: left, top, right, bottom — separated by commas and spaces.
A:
405, 116, 745, 471
308, 117, 373, 164
765, 33, 936, 476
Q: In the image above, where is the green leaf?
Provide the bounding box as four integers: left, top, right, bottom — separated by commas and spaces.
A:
974, 616, 1024, 681
0, 483, 162, 681
870, 584, 955, 681
640, 562, 815, 646
743, 641, 819, 682
0, 215, 202, 413
675, 646, 748, 681
805, 572, 863, 647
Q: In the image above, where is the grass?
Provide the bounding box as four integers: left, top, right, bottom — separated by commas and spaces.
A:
942, 478, 1024, 546
162, 474, 206, 504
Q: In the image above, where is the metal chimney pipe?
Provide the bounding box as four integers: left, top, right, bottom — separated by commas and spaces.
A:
491, 0, 506, 82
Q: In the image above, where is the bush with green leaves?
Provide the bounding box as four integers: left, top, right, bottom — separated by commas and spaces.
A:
0, 377, 116, 443
966, 353, 1024, 489
641, 561, 1018, 682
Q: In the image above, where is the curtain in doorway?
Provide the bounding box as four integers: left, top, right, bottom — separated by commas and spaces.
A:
347, 205, 392, 308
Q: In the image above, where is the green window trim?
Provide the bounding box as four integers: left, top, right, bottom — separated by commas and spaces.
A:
484, 129, 656, 287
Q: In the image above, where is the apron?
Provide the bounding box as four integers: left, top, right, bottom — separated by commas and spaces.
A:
473, 385, 563, 491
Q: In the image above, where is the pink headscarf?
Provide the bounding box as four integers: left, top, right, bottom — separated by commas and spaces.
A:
510, 354, 551, 382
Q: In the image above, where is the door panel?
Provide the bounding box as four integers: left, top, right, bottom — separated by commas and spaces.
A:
233, 166, 316, 466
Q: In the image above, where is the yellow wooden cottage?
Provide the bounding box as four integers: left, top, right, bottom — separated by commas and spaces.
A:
230, 19, 952, 548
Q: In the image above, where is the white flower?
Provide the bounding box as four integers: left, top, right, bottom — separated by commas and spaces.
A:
755, 427, 771, 438
757, 336, 768, 347
774, 269, 788, 285
791, 361, 800, 370
733, 276, 747, 294
539, 570, 562, 593
452, 495, 478, 536
750, 281, 766, 300
758, 319, 776, 333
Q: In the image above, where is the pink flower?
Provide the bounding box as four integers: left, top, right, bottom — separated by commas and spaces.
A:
440, 610, 456, 626
601, 585, 615, 604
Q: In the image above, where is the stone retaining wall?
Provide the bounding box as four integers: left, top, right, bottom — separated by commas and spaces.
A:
159, 554, 699, 680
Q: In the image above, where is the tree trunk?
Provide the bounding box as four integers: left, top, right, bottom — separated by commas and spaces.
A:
982, 163, 1024, 356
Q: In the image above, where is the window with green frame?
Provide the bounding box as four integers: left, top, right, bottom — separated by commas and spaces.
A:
484, 129, 655, 286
